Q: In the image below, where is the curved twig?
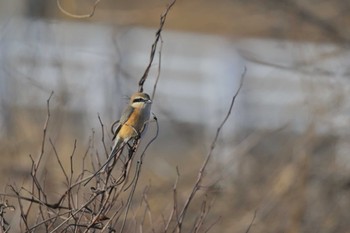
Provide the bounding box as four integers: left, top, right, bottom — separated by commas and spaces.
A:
57, 0, 101, 19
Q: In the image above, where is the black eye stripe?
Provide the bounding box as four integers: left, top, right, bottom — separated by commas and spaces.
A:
133, 98, 145, 103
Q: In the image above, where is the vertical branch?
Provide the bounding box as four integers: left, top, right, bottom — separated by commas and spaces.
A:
140, 186, 155, 233
192, 195, 212, 233
164, 167, 180, 233
49, 138, 69, 185
37, 91, 54, 169
26, 91, 53, 219
119, 162, 140, 233
138, 0, 177, 92
68, 140, 77, 209
174, 68, 246, 232
151, 35, 163, 101
98, 114, 109, 159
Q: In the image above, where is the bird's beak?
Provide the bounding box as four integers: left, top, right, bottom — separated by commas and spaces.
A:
147, 99, 152, 103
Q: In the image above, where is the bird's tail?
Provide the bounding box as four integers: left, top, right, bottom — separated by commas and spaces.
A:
104, 139, 124, 169
83, 138, 125, 186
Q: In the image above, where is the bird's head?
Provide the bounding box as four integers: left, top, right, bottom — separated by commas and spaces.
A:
130, 92, 152, 108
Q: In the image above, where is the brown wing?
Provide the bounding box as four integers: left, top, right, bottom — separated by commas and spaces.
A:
112, 105, 135, 140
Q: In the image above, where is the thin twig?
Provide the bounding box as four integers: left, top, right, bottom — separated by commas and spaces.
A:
0, 192, 69, 210
119, 116, 159, 233
245, 210, 257, 233
49, 138, 69, 185
174, 67, 246, 232
26, 91, 53, 219
37, 91, 54, 168
203, 216, 221, 233
57, 0, 101, 19
192, 195, 210, 233
151, 35, 163, 101
119, 161, 141, 233
164, 167, 180, 233
138, 0, 177, 92
139, 186, 155, 233
98, 114, 109, 159
26, 210, 72, 232
12, 188, 30, 232
68, 140, 77, 209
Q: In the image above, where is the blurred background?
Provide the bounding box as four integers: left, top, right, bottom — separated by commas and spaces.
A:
1, 0, 350, 232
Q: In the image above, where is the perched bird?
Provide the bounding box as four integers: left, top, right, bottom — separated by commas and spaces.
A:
110, 92, 152, 156
84, 92, 152, 185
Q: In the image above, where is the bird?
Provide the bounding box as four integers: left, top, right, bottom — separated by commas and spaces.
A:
84, 92, 152, 185
110, 92, 152, 156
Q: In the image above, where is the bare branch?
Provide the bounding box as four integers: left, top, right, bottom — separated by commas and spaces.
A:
174, 67, 246, 232
57, 0, 101, 19
37, 91, 54, 169
98, 114, 109, 159
49, 138, 69, 185
151, 35, 163, 101
138, 0, 177, 92
245, 210, 257, 233
203, 216, 221, 233
164, 167, 180, 233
